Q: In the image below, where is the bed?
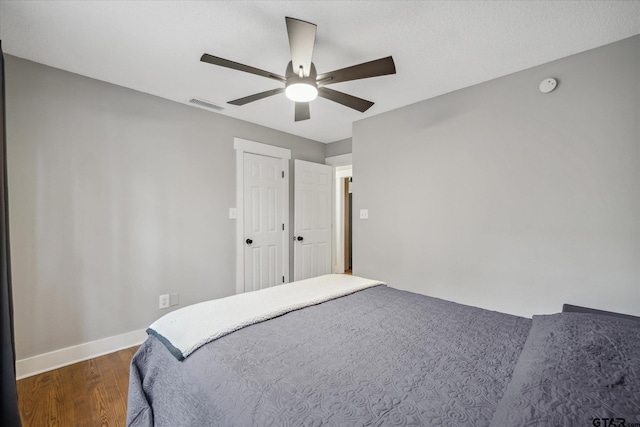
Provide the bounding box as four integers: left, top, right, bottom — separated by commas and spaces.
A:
126, 274, 640, 426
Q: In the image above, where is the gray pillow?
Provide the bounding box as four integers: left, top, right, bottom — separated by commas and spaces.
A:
490, 313, 640, 426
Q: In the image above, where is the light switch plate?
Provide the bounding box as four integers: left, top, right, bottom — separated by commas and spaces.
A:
229, 208, 237, 219
360, 209, 369, 219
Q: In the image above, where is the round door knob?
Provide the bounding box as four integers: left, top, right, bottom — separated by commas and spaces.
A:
246, 238, 253, 245
296, 236, 303, 241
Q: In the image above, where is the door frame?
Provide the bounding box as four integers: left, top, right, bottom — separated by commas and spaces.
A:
234, 138, 291, 294
325, 154, 352, 274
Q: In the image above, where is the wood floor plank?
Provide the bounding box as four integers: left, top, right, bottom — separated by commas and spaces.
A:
91, 374, 116, 427
64, 358, 92, 427
94, 352, 128, 426
19, 369, 68, 427
113, 350, 135, 400
17, 346, 139, 427
17, 374, 40, 426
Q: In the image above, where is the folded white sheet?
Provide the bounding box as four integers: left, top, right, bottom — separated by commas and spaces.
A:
147, 274, 385, 360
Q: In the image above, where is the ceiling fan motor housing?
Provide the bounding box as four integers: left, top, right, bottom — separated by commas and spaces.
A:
285, 61, 318, 102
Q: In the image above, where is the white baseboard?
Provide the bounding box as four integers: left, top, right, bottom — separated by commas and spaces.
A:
16, 329, 147, 380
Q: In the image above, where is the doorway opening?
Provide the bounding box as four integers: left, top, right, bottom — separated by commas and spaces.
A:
343, 177, 353, 274
330, 163, 352, 274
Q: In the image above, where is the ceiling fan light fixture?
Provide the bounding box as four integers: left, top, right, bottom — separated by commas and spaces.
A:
285, 80, 318, 102
201, 17, 396, 121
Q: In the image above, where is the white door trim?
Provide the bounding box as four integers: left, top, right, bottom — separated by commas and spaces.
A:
325, 153, 353, 167
234, 138, 291, 294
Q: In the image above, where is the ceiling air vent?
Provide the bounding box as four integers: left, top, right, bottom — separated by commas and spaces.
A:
188, 98, 224, 112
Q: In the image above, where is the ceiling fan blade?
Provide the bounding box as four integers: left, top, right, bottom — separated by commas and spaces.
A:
317, 87, 374, 112
201, 54, 286, 83
285, 17, 317, 77
316, 56, 396, 86
228, 88, 285, 106
295, 102, 310, 121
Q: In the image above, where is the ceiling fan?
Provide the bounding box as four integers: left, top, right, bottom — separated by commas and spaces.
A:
200, 17, 396, 122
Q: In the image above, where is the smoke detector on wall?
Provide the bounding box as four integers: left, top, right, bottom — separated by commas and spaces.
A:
539, 78, 558, 93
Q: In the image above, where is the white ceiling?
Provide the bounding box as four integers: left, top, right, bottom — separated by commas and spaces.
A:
1, 1, 639, 143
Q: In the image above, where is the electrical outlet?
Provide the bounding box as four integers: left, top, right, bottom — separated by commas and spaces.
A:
159, 294, 170, 309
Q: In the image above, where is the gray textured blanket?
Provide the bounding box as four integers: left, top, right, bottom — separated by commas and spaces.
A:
127, 286, 531, 426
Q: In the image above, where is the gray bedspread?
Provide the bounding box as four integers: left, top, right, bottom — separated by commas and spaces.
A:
127, 286, 532, 426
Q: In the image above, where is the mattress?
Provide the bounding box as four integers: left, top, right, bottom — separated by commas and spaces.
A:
126, 280, 640, 426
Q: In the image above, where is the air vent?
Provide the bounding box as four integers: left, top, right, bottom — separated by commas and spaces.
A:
187, 98, 224, 112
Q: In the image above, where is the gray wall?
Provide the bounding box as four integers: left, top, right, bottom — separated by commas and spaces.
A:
325, 138, 352, 158
353, 35, 640, 318
5, 56, 325, 358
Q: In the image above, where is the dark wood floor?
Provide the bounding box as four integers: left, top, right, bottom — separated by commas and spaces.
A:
17, 346, 138, 427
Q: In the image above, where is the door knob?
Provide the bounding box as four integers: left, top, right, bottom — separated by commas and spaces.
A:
246, 238, 253, 245
296, 236, 304, 241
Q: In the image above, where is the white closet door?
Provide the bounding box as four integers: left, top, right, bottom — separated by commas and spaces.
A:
243, 152, 284, 291
294, 159, 332, 281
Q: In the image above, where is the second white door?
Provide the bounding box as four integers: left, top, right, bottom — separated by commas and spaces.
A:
294, 160, 332, 281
